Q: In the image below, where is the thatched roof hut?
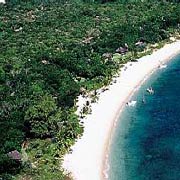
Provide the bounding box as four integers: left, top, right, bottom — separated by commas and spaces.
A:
8, 150, 21, 161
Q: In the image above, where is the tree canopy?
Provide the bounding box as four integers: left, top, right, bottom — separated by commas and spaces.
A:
0, 0, 179, 179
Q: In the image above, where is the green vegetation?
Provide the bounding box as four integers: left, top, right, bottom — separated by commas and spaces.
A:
0, 0, 179, 179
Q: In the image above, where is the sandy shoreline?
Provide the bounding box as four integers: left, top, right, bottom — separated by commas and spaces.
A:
62, 40, 180, 180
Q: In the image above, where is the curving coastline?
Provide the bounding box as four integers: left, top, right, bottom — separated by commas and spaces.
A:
62, 40, 180, 180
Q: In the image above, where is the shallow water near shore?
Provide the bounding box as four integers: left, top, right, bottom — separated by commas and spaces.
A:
109, 54, 180, 180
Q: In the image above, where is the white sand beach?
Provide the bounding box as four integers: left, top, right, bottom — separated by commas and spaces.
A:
62, 40, 180, 180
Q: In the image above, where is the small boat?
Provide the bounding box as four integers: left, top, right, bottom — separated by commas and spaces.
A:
159, 64, 167, 69
126, 100, 137, 107
146, 87, 154, 94
0, 0, 5, 4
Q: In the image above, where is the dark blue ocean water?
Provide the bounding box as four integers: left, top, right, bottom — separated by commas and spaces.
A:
109, 54, 180, 180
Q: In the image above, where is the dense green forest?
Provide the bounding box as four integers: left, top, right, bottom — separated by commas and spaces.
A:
0, 0, 179, 179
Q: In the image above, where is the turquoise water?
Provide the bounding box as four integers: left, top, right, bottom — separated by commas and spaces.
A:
109, 54, 180, 180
